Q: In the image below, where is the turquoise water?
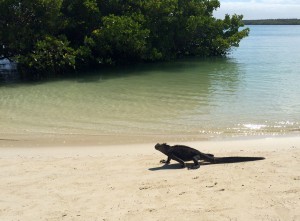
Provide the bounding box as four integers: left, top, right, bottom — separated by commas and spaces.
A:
1, 25, 300, 141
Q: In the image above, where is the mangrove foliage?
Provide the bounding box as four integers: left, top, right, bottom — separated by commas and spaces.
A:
0, 0, 249, 79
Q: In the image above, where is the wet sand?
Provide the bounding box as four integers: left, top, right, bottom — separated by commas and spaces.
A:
0, 136, 300, 220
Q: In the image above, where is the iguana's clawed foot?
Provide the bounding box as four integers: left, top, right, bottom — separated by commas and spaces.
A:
160, 159, 170, 164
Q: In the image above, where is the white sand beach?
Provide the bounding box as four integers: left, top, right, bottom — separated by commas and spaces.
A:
0, 136, 300, 220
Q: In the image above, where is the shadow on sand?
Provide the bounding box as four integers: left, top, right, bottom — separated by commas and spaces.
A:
148, 156, 265, 171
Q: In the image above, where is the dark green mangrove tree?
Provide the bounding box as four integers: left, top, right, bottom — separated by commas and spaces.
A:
0, 0, 249, 79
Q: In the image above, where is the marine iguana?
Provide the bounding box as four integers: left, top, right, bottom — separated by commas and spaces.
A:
155, 143, 215, 169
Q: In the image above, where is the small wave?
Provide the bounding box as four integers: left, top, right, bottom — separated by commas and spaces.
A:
243, 124, 267, 130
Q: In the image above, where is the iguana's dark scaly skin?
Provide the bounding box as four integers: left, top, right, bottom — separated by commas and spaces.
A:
155, 143, 215, 169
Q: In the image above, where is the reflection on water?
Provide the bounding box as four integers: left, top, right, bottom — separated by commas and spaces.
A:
1, 26, 300, 142
0, 58, 243, 139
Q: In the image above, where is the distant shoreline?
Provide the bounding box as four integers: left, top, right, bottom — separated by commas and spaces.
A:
243, 19, 300, 25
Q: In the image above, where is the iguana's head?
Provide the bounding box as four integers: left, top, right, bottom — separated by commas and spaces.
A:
155, 143, 171, 155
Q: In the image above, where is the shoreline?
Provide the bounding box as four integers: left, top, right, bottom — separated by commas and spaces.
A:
1, 135, 300, 158
1, 131, 299, 148
1, 135, 299, 220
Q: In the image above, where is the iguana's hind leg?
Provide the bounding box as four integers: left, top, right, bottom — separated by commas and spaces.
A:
189, 155, 200, 169
201, 152, 216, 163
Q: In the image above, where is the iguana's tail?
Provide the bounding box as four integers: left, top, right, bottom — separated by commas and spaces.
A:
200, 152, 216, 163
205, 153, 214, 158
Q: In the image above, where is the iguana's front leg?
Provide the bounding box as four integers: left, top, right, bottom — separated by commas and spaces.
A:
160, 156, 171, 164
170, 154, 186, 168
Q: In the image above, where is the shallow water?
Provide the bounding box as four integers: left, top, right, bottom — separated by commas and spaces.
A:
1, 26, 300, 141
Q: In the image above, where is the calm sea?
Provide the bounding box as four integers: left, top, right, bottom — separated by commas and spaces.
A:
1, 25, 300, 142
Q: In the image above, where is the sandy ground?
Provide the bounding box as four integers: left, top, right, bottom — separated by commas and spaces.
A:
0, 136, 300, 221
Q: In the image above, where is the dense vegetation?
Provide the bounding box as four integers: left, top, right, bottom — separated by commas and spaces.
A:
243, 19, 300, 25
0, 0, 249, 80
